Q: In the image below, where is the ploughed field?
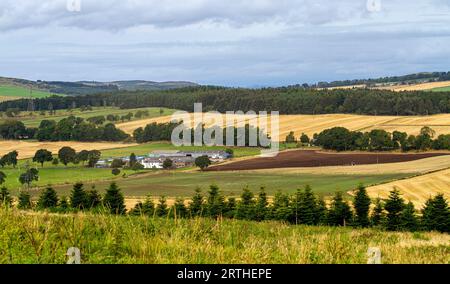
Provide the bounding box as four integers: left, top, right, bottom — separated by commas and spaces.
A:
208, 150, 450, 171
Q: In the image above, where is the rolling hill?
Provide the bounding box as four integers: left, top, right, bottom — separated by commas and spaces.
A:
0, 76, 199, 96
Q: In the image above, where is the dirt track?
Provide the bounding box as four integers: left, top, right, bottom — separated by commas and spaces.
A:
208, 150, 450, 171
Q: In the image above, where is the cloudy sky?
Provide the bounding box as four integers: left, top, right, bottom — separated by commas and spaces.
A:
0, 0, 449, 87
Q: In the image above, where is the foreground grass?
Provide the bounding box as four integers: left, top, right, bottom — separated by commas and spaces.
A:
0, 209, 448, 264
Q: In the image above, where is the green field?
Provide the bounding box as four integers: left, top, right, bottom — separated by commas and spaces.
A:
431, 86, 450, 92
0, 209, 448, 264
4, 107, 178, 127
0, 85, 57, 99
2, 164, 144, 195
53, 170, 410, 198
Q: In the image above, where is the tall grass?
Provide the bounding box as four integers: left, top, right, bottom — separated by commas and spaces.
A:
0, 207, 448, 264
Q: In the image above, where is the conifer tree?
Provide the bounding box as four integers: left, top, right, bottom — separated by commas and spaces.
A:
328, 192, 353, 226
255, 187, 269, 221
371, 198, 385, 226
0, 171, 6, 186
17, 191, 32, 209
236, 187, 256, 220
421, 194, 450, 233
86, 189, 102, 209
384, 189, 405, 231
316, 198, 329, 225
37, 186, 59, 209
129, 153, 137, 167
189, 188, 204, 217
353, 184, 371, 227
130, 201, 144, 216
173, 197, 187, 218
206, 184, 225, 218
103, 182, 126, 215
59, 196, 69, 211
271, 190, 291, 221
224, 197, 237, 218
297, 185, 318, 225
0, 186, 12, 206
70, 182, 87, 209
400, 202, 419, 231
142, 197, 155, 216
156, 196, 168, 217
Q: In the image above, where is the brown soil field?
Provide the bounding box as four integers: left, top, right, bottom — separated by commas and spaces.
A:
0, 140, 137, 159
207, 150, 450, 171
117, 113, 450, 141
245, 155, 450, 175
367, 169, 450, 208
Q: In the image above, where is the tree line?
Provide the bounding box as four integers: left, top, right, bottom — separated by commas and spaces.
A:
0, 116, 129, 142
134, 121, 270, 147
1, 182, 448, 233
0, 148, 102, 188
312, 126, 450, 151
2, 86, 450, 116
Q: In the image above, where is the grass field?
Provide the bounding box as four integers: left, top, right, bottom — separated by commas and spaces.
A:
0, 209, 448, 264
2, 164, 143, 194
3, 107, 177, 128
52, 170, 410, 199
432, 86, 450, 92
117, 113, 450, 141
375, 80, 450, 91
0, 85, 57, 99
367, 168, 450, 208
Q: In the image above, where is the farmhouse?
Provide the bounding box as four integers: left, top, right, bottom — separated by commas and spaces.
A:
141, 158, 164, 169
95, 150, 230, 169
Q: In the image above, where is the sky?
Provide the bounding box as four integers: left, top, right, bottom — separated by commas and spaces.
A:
0, 0, 449, 87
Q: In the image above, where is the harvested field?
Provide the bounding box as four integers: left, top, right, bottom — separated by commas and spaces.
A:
207, 150, 450, 171
0, 140, 137, 159
376, 80, 450, 91
117, 113, 450, 141
0, 96, 20, 102
367, 169, 450, 208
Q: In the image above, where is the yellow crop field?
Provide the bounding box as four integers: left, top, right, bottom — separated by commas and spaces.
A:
0, 96, 20, 102
116, 113, 450, 141
367, 169, 450, 208
376, 80, 450, 91
0, 140, 137, 159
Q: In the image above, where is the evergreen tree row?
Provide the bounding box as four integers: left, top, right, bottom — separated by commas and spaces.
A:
2, 86, 450, 116
1, 182, 448, 233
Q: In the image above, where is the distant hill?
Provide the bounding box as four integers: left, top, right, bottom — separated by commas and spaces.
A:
0, 76, 199, 96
